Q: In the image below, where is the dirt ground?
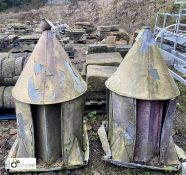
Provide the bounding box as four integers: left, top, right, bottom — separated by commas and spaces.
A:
0, 112, 185, 175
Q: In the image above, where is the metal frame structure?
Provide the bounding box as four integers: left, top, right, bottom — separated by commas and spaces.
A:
154, 1, 186, 85
175, 0, 186, 4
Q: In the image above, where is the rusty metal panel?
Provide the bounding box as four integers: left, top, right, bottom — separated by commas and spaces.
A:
134, 100, 164, 163
62, 95, 85, 165
15, 100, 35, 158
32, 104, 61, 165
106, 28, 180, 100
160, 99, 177, 164
108, 92, 136, 162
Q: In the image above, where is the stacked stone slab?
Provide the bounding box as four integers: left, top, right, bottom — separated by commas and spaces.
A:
0, 54, 29, 86
84, 52, 123, 112
7, 23, 32, 35
86, 65, 117, 100
75, 22, 95, 34
82, 52, 123, 113
0, 86, 14, 108
19, 34, 40, 45
68, 29, 86, 43
0, 53, 30, 109
97, 25, 120, 34
0, 34, 18, 52
87, 44, 131, 57
0, 35, 9, 51
97, 25, 130, 43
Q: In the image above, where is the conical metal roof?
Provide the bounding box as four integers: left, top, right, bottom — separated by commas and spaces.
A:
106, 27, 180, 100
12, 19, 87, 104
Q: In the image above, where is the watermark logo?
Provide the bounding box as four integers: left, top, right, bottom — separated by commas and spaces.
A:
10, 158, 36, 170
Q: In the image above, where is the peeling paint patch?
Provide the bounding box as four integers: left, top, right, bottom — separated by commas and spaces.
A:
34, 63, 43, 74
28, 77, 39, 102
140, 30, 156, 53
64, 60, 85, 93
48, 92, 56, 99
148, 65, 160, 81
59, 71, 65, 87
125, 123, 135, 145
17, 113, 25, 139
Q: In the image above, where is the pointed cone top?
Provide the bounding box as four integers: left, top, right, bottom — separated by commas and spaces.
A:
12, 21, 87, 105
106, 27, 180, 100
40, 17, 52, 31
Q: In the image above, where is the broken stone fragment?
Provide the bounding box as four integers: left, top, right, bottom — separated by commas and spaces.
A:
10, 129, 17, 135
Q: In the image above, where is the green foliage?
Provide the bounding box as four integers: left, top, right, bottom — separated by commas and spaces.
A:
85, 111, 97, 123
177, 103, 186, 113
0, 0, 37, 11
177, 81, 186, 114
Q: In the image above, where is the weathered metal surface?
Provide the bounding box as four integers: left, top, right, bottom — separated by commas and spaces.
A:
12, 30, 87, 104
106, 159, 180, 171
5, 138, 19, 170
15, 100, 35, 158
101, 91, 183, 170
160, 99, 177, 164
32, 104, 61, 165
166, 138, 180, 165
62, 95, 85, 165
134, 100, 164, 163
106, 28, 180, 100
98, 123, 181, 171
6, 20, 88, 173
98, 122, 112, 159
100, 27, 183, 171
99, 95, 183, 170
5, 122, 89, 173
108, 92, 136, 162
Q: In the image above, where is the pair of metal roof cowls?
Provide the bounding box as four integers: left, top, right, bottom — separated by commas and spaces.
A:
5, 19, 185, 173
